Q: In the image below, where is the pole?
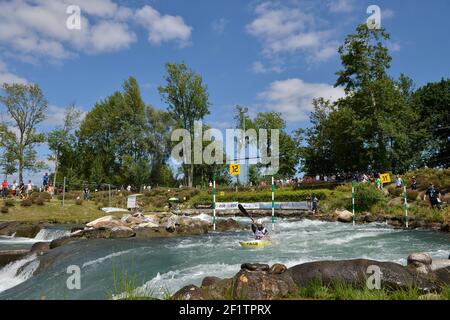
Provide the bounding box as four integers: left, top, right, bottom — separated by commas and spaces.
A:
213, 176, 216, 231
62, 177, 66, 207
352, 181, 355, 226
404, 185, 409, 228
271, 176, 275, 231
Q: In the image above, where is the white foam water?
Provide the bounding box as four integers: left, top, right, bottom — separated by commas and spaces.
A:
0, 254, 40, 293
34, 229, 71, 241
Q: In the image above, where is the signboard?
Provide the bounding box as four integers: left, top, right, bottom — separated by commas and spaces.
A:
229, 163, 241, 175
215, 202, 306, 210
127, 194, 143, 209
380, 173, 391, 184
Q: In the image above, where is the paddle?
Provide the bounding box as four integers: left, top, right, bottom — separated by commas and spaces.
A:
238, 204, 254, 223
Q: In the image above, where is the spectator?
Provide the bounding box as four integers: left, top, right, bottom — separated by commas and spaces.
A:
83, 186, 90, 201
411, 176, 417, 190
375, 175, 383, 190
395, 174, 403, 188
127, 185, 132, 192
312, 196, 319, 214
1, 179, 8, 199
43, 173, 49, 191
12, 180, 17, 198
425, 183, 441, 209
26, 180, 33, 199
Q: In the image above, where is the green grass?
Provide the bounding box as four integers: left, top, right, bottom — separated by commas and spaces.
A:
0, 197, 123, 224
188, 188, 339, 207
293, 278, 449, 300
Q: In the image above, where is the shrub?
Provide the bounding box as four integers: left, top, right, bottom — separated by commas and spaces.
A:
21, 199, 32, 207
1, 206, 8, 213
406, 190, 419, 201
34, 197, 45, 206
388, 186, 403, 197
75, 199, 83, 205
354, 183, 385, 212
4, 199, 15, 207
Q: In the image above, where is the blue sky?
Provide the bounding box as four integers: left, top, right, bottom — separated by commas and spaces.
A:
0, 0, 449, 184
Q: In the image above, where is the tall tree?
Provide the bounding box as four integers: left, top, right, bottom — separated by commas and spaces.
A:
413, 78, 450, 167
47, 104, 82, 187
0, 83, 47, 183
158, 63, 210, 187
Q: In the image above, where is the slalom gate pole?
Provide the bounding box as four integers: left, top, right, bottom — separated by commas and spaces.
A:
352, 181, 355, 226
271, 176, 275, 230
213, 176, 216, 231
404, 185, 409, 228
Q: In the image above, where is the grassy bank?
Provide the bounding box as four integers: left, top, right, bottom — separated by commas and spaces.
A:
289, 278, 450, 300
0, 197, 123, 224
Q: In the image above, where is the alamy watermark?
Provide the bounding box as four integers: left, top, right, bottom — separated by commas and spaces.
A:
366, 265, 382, 290
66, 265, 81, 290
66, 5, 81, 30
171, 121, 280, 175
367, 5, 382, 30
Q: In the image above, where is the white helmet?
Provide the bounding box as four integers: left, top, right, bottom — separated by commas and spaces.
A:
256, 219, 263, 225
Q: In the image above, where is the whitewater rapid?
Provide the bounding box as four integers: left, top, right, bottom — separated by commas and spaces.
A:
0, 218, 448, 299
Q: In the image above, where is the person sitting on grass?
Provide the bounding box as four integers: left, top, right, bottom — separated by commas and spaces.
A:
251, 219, 269, 240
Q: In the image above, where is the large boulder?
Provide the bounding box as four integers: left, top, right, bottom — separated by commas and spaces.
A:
288, 259, 438, 293
215, 218, 242, 231
0, 249, 29, 268
336, 210, 353, 223
232, 266, 297, 300
172, 285, 208, 300
407, 253, 433, 274
431, 259, 450, 272
429, 266, 450, 285
86, 216, 127, 229
50, 236, 79, 249
110, 226, 135, 238
30, 242, 51, 255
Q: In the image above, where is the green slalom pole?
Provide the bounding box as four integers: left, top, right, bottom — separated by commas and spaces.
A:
213, 176, 216, 231
271, 176, 275, 230
403, 185, 409, 228
352, 181, 355, 226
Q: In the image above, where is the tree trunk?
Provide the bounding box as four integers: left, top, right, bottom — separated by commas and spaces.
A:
187, 164, 194, 187
54, 154, 59, 188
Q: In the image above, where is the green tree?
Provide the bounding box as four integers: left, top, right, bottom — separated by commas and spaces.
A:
158, 63, 210, 187
47, 104, 82, 187
0, 83, 47, 183
413, 78, 450, 167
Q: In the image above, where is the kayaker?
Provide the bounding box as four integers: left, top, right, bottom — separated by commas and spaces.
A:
251, 219, 269, 240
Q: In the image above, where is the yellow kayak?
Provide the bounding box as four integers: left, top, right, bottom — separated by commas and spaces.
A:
239, 240, 272, 248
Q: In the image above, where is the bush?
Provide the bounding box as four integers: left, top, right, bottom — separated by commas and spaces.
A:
21, 199, 32, 207
34, 197, 45, 206
1, 206, 8, 213
354, 184, 385, 212
75, 199, 83, 205
4, 199, 15, 207
406, 190, 419, 201
189, 189, 335, 207
388, 186, 403, 197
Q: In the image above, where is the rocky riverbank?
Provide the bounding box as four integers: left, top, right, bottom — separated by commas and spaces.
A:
172, 253, 450, 300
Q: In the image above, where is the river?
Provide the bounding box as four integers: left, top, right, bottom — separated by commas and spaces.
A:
0, 217, 448, 299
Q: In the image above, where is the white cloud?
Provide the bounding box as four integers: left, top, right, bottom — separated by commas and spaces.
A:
0, 60, 28, 85
328, 0, 356, 13
258, 78, 346, 122
387, 41, 401, 52
135, 5, 192, 46
0, 1, 193, 63
247, 2, 338, 64
252, 61, 284, 74
212, 18, 229, 35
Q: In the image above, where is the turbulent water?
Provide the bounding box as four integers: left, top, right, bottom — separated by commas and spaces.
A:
0, 217, 448, 300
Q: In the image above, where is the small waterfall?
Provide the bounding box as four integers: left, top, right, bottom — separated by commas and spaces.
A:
34, 228, 71, 241
0, 254, 40, 293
